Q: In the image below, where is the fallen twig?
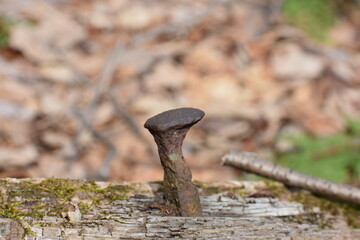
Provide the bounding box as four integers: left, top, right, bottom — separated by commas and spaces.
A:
221, 151, 360, 205
73, 109, 117, 180
109, 91, 158, 162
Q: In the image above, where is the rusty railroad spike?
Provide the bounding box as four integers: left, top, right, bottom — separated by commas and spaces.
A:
144, 107, 204, 216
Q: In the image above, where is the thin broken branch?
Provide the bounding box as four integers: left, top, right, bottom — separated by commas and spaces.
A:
109, 91, 158, 162
73, 108, 117, 180
221, 151, 360, 205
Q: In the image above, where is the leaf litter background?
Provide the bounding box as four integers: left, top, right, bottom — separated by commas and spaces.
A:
0, 0, 359, 184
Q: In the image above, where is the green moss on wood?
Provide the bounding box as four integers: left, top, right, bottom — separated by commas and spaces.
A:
264, 180, 360, 228
290, 191, 360, 228
0, 177, 135, 238
194, 181, 247, 197
0, 178, 358, 237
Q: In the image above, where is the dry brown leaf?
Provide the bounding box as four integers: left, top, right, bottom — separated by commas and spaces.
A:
0, 100, 36, 122
270, 42, 324, 80
0, 78, 38, 110
332, 88, 360, 118
131, 95, 181, 114
0, 145, 38, 170
286, 102, 344, 136
184, 39, 233, 75
89, 2, 117, 29
39, 63, 76, 84
93, 102, 115, 128
0, 118, 32, 146
330, 61, 356, 83
330, 20, 357, 48
144, 61, 186, 92
241, 62, 284, 103
41, 94, 71, 116
185, 74, 252, 118
40, 131, 70, 150
116, 4, 165, 30
9, 2, 86, 62
28, 154, 86, 179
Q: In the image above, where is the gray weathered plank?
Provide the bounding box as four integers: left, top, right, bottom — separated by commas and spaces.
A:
0, 178, 358, 240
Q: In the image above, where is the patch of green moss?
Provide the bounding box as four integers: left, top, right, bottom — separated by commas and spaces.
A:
194, 181, 249, 198
290, 192, 360, 228
262, 180, 360, 228
194, 181, 221, 195
149, 181, 165, 193
263, 181, 288, 197
284, 212, 331, 229
0, 188, 36, 237
60, 221, 76, 228
0, 17, 13, 48
33, 221, 54, 228
276, 119, 360, 183
0, 178, 135, 238
98, 184, 131, 202
77, 202, 92, 215
0, 199, 23, 221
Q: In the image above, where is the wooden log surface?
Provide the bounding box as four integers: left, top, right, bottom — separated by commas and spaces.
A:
0, 178, 359, 240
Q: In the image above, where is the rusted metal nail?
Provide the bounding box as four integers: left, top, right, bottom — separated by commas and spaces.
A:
144, 107, 204, 216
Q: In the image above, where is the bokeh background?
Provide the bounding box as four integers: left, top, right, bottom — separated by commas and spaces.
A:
0, 0, 359, 184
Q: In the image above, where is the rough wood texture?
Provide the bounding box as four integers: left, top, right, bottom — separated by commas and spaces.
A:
0, 178, 359, 240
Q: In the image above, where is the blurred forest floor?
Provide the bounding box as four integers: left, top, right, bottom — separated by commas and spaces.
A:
0, 0, 359, 183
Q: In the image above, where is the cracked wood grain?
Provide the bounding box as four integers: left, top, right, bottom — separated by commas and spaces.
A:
0, 178, 359, 239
